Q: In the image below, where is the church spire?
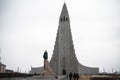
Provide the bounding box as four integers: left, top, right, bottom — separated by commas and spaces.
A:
50, 3, 99, 75
50, 3, 76, 75
59, 3, 70, 23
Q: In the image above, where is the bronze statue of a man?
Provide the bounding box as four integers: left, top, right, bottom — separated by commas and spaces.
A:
42, 50, 54, 76
43, 50, 48, 60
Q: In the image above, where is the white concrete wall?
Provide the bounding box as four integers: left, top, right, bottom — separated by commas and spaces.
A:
78, 64, 99, 75
30, 67, 43, 74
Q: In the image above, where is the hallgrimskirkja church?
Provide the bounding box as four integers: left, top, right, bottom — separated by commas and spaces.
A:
31, 3, 99, 75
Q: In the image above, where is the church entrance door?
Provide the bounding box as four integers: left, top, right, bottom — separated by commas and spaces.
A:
62, 69, 66, 75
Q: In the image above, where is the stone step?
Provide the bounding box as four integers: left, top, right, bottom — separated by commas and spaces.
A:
57, 75, 66, 80
59, 75, 69, 80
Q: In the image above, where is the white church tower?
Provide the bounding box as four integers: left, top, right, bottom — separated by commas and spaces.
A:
50, 3, 99, 75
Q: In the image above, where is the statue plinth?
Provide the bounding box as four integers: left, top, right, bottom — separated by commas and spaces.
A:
42, 51, 54, 76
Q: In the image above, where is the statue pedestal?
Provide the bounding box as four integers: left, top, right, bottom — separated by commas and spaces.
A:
42, 59, 54, 76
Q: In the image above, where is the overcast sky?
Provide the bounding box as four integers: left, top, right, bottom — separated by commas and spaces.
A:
0, 0, 120, 73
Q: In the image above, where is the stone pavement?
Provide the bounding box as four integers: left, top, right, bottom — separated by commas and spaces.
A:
0, 75, 67, 80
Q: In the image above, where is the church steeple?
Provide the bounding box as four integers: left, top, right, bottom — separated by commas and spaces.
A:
50, 3, 99, 75
59, 3, 70, 23
50, 3, 77, 75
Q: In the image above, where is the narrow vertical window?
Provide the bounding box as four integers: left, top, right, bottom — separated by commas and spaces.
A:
66, 17, 68, 21
61, 18, 62, 22
63, 16, 65, 21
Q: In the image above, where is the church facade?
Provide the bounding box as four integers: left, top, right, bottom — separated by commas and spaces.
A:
31, 3, 99, 75
50, 3, 99, 75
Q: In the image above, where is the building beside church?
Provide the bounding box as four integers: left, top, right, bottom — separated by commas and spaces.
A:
31, 3, 99, 75
0, 62, 6, 73
30, 67, 43, 74
0, 51, 6, 73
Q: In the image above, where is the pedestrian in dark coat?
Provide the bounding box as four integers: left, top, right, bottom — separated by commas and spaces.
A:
76, 73, 79, 80
73, 73, 76, 80
69, 72, 73, 80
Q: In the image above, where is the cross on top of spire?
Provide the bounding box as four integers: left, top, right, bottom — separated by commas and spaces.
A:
64, 1, 66, 3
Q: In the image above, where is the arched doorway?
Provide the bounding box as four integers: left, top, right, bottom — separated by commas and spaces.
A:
62, 69, 66, 75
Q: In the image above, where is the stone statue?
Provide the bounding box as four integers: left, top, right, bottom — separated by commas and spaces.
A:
42, 50, 54, 76
43, 51, 48, 60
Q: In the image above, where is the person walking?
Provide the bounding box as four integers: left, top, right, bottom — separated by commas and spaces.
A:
76, 73, 79, 80
69, 72, 73, 80
73, 73, 77, 80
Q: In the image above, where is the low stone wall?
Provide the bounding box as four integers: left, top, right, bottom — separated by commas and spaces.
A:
0, 73, 33, 78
